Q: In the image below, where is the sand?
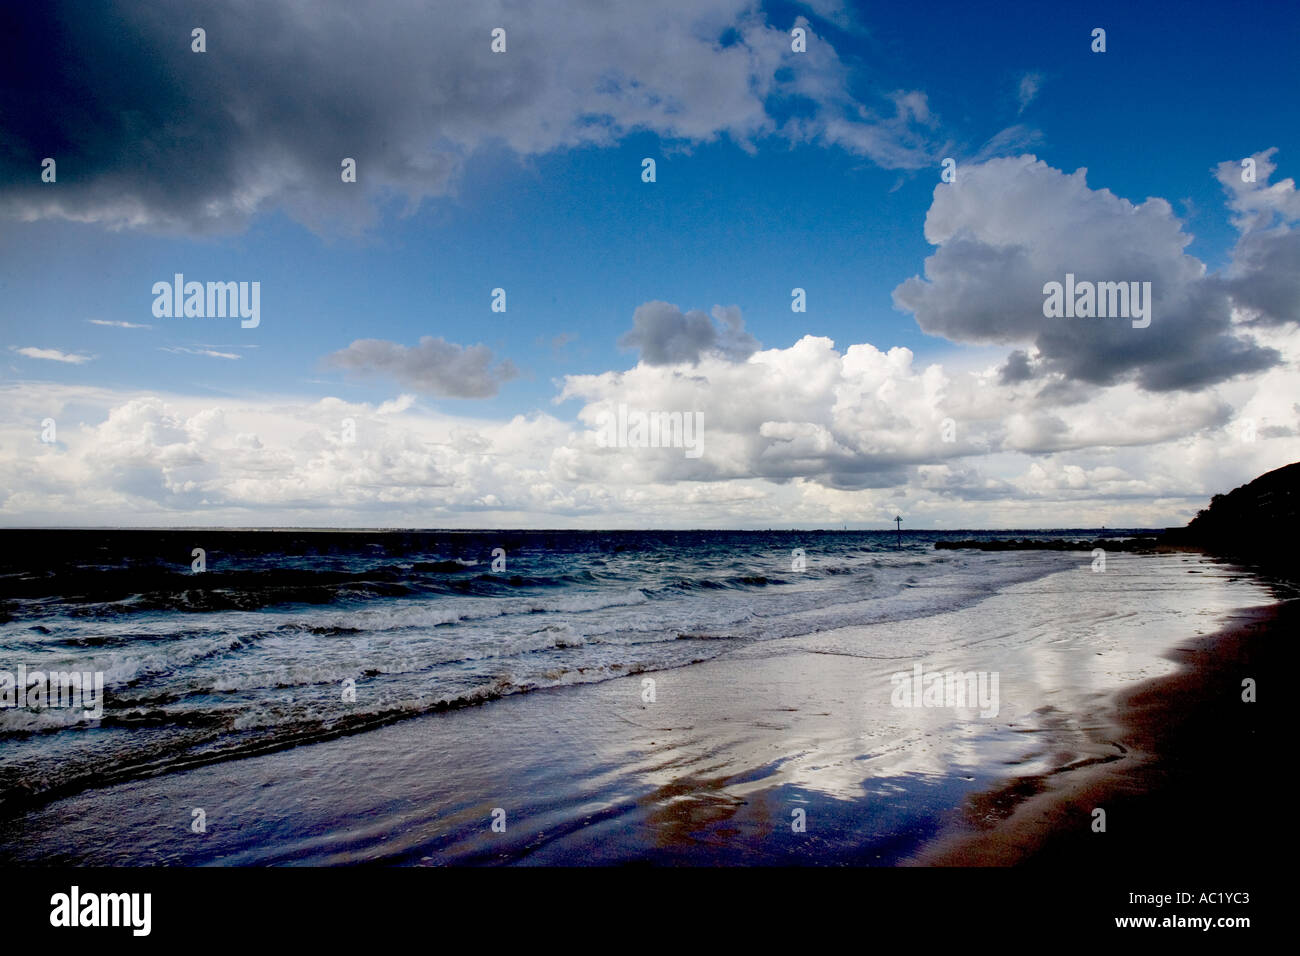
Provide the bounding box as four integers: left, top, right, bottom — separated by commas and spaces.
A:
914, 601, 1284, 869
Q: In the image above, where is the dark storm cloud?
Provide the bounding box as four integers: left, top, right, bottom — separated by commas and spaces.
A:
0, 1, 939, 235
0, 1, 475, 233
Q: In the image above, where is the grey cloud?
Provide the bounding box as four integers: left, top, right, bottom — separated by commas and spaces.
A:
618, 301, 759, 366
1212, 149, 1300, 327
998, 349, 1036, 384
0, 1, 939, 235
1033, 377, 1106, 406
893, 155, 1281, 392
327, 337, 518, 398
918, 464, 1017, 500
1260, 424, 1297, 438
1221, 229, 1300, 326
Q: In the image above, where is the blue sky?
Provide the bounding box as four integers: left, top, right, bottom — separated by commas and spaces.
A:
1, 0, 1297, 527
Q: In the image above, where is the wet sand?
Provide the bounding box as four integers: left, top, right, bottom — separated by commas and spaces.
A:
914, 600, 1284, 869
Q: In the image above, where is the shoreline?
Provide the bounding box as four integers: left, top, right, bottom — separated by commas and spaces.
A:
912, 596, 1285, 868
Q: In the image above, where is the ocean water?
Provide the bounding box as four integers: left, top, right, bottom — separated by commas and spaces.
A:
0, 529, 1150, 813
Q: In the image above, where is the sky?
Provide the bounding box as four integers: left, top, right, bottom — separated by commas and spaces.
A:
1, 0, 1298, 528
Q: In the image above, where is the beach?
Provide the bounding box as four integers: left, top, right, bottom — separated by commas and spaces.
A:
916, 598, 1285, 868
0, 540, 1281, 867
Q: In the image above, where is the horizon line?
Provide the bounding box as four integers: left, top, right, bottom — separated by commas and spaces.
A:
0, 525, 1170, 533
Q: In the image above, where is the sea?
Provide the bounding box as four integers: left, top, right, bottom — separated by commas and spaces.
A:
0, 528, 1148, 813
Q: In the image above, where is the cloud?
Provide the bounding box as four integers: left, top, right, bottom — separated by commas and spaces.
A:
997, 349, 1035, 385
796, 1, 855, 29
892, 154, 1282, 392
327, 337, 519, 398
971, 124, 1043, 162
161, 346, 241, 360
5, 323, 1300, 529
618, 301, 759, 365
560, 333, 1257, 492
1215, 147, 1300, 232
0, 387, 582, 522
1016, 73, 1042, 113
0, 1, 940, 235
87, 319, 151, 329
1213, 148, 1300, 328
10, 346, 92, 364
1222, 228, 1300, 327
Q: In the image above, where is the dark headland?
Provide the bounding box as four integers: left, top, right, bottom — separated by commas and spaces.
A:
937, 459, 1300, 574
1161, 459, 1300, 573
